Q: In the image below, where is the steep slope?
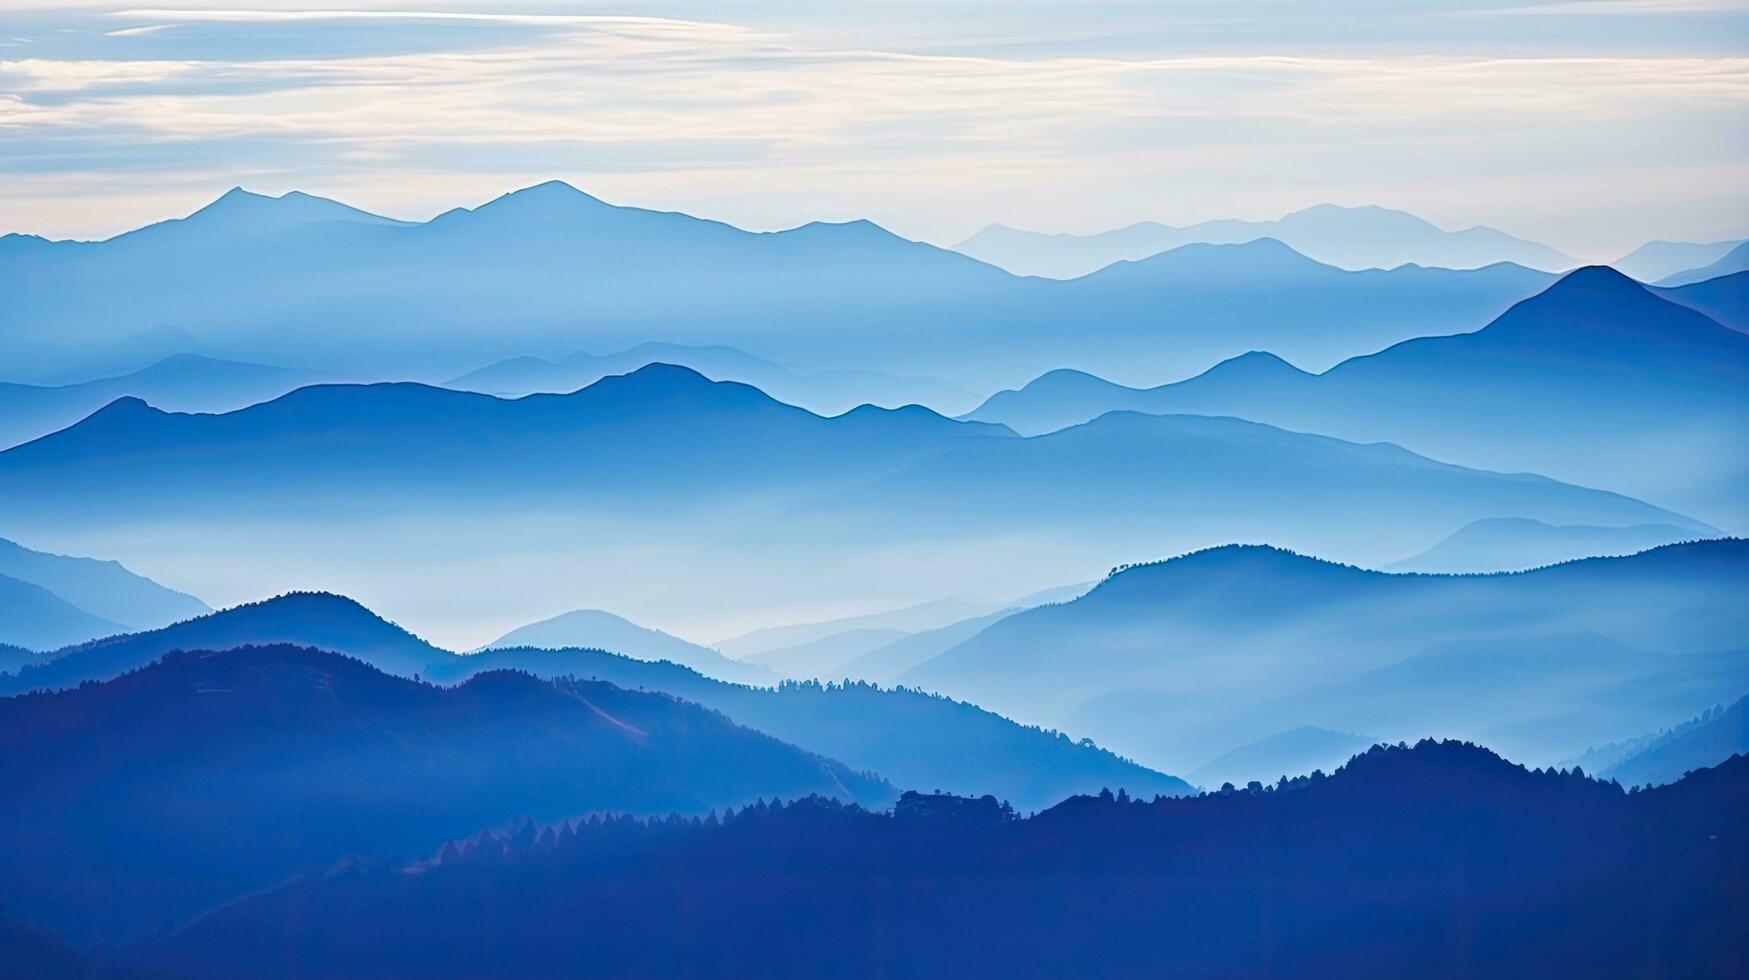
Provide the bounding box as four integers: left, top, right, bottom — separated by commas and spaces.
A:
0, 354, 320, 449
0, 574, 122, 651
0, 592, 450, 695
481, 609, 774, 685
904, 540, 1749, 773
970, 267, 1749, 528
0, 644, 887, 944
132, 745, 1748, 980
954, 203, 1575, 278
0, 536, 208, 629
1658, 240, 1749, 286
1384, 518, 1707, 573
425, 646, 1190, 813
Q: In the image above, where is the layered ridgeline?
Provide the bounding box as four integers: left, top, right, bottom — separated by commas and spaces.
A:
1568, 695, 1749, 789
968, 267, 1749, 529
1386, 518, 1707, 574
0, 536, 208, 650
450, 342, 978, 417
955, 203, 1577, 278
127, 743, 1748, 980
0, 354, 322, 450
0, 592, 1189, 814
0, 644, 889, 944
0, 364, 1704, 639
480, 608, 776, 686
900, 540, 1749, 775
1, 183, 1558, 385
1614, 237, 1745, 282
1659, 240, 1749, 287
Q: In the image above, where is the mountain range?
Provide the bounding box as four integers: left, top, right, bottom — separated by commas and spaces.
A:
953, 203, 1578, 278
0, 362, 1706, 640
1569, 696, 1748, 789
967, 267, 1749, 530
0, 591, 1187, 814
482, 608, 775, 686
0, 354, 321, 450
0, 536, 208, 649
0, 643, 887, 944
1613, 237, 1746, 282
1659, 240, 1749, 286
1, 183, 1569, 387
122, 743, 1749, 980
1384, 518, 1707, 573
900, 540, 1749, 774
450, 343, 979, 417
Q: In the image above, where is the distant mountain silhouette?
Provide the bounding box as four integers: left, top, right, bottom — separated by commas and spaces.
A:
1658, 240, 1749, 286
128, 742, 1748, 980
481, 609, 775, 685
1582, 696, 1748, 789
0, 536, 208, 630
428, 645, 1190, 814
0, 644, 887, 944
0, 588, 1183, 812
1385, 517, 1708, 573
954, 203, 1576, 278
0, 592, 450, 695
714, 597, 999, 660
1656, 269, 1748, 333
969, 267, 1749, 528
0, 358, 1707, 628
2, 183, 1559, 386
0, 574, 122, 651
743, 627, 912, 679
449, 342, 979, 416
0, 353, 320, 449
1186, 725, 1375, 790
1613, 236, 1745, 282
903, 540, 1749, 773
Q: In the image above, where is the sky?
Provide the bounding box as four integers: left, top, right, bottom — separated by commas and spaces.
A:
2, 1, 1746, 257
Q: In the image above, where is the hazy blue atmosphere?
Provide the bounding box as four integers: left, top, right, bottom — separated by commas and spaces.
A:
1, 2, 1744, 977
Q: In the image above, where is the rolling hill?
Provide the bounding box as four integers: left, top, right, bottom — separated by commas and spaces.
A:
481, 609, 774, 686
1, 590, 1186, 812
1384, 518, 1707, 573
0, 353, 320, 450
902, 540, 1749, 773
0, 643, 887, 944
127, 743, 1748, 980
1659, 240, 1749, 287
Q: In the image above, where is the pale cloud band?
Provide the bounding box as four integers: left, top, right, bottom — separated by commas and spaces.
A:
1, 2, 1745, 254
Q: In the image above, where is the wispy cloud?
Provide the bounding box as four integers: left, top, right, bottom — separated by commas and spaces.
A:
1, 2, 1745, 253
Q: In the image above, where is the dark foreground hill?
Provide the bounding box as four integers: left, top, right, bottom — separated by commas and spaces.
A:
126, 742, 1748, 980
0, 645, 887, 945
429, 646, 1191, 810
0, 591, 1187, 812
